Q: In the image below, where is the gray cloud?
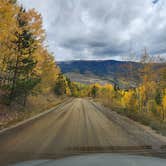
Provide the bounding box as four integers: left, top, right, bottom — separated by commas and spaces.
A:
18, 0, 166, 61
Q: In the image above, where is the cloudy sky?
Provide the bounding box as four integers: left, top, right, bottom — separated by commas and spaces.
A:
18, 0, 166, 61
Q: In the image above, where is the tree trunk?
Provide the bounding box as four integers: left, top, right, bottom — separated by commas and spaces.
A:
9, 54, 19, 104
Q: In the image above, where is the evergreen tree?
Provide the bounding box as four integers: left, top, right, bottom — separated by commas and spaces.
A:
54, 74, 66, 96
91, 85, 98, 98
8, 7, 42, 105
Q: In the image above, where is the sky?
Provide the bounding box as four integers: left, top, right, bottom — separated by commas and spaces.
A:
18, 0, 166, 61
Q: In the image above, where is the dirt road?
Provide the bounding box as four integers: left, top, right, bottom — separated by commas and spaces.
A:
0, 98, 166, 165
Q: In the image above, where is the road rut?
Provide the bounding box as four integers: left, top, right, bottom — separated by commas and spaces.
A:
0, 98, 166, 165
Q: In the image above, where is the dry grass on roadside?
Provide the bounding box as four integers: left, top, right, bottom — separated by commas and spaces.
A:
0, 93, 65, 130
98, 99, 166, 136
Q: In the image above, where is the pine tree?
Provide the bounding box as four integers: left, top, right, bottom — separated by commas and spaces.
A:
8, 7, 44, 105
54, 74, 67, 96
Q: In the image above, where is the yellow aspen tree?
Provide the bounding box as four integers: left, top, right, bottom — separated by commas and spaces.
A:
162, 93, 166, 121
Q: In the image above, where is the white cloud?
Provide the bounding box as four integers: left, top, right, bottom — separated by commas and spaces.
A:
18, 0, 166, 61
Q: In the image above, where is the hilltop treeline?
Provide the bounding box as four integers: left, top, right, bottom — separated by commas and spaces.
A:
0, 0, 60, 105
58, 59, 165, 88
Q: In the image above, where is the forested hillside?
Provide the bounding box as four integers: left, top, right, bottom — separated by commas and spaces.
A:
0, 0, 64, 128
58, 60, 165, 88
0, 0, 60, 106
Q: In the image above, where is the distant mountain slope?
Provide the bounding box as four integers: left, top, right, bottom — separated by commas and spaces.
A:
58, 60, 164, 88
58, 60, 139, 75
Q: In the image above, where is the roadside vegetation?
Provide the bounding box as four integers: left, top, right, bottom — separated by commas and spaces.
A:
0, 0, 64, 128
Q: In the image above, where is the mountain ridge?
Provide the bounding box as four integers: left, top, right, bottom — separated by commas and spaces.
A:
58, 60, 165, 88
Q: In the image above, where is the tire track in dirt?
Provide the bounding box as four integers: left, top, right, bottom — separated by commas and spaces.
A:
89, 100, 166, 149
0, 100, 74, 152
1, 98, 166, 166
87, 100, 140, 146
